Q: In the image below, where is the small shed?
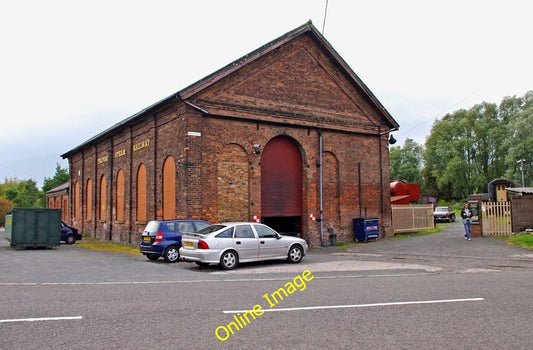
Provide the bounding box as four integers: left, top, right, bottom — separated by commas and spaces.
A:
507, 187, 533, 232
488, 178, 516, 202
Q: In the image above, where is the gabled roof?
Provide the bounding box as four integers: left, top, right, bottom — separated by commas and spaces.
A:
179, 21, 397, 128
46, 181, 69, 194
62, 21, 398, 158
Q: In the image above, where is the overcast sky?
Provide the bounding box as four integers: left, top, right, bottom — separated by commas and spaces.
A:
1, 0, 531, 187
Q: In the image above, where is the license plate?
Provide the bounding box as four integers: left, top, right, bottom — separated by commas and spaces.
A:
184, 241, 193, 247
142, 236, 151, 242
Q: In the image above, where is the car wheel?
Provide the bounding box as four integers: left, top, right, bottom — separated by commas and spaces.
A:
219, 250, 238, 270
146, 254, 159, 261
163, 246, 180, 263
65, 235, 76, 245
195, 262, 209, 268
287, 245, 303, 263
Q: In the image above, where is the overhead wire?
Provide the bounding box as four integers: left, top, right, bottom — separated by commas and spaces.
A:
322, 0, 329, 35
394, 89, 480, 139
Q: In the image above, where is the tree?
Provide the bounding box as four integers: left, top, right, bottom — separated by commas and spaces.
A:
0, 196, 15, 226
390, 138, 424, 188
501, 91, 533, 186
424, 110, 466, 200
0, 178, 42, 208
39, 164, 70, 205
423, 104, 499, 200
423, 91, 533, 200
42, 164, 70, 193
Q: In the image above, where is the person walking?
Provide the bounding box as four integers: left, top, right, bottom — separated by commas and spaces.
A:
461, 202, 472, 241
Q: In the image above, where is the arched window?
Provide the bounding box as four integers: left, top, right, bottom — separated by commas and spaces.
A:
136, 164, 147, 222
116, 170, 125, 222
162, 156, 176, 220
100, 175, 107, 221
86, 178, 93, 221
62, 198, 67, 221
74, 181, 81, 222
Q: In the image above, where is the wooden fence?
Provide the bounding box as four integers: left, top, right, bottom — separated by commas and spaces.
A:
482, 201, 512, 235
392, 204, 435, 234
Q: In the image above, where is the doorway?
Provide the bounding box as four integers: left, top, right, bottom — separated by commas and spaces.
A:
261, 136, 303, 236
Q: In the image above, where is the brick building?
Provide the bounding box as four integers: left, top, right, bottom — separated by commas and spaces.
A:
61, 22, 399, 247
45, 182, 69, 222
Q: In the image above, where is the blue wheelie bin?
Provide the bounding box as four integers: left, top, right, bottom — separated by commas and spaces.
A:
353, 218, 379, 242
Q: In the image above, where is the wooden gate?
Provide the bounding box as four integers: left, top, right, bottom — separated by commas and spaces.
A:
482, 202, 512, 236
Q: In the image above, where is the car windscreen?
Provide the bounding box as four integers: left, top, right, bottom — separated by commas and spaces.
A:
197, 224, 227, 235
435, 208, 448, 212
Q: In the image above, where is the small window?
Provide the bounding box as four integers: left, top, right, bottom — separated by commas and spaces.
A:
166, 222, 176, 232
216, 228, 234, 238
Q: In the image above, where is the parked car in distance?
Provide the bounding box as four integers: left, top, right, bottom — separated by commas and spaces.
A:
433, 206, 456, 223
139, 219, 211, 262
179, 222, 308, 270
61, 221, 82, 245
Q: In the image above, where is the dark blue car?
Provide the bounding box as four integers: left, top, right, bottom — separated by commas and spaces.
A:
61, 221, 83, 245
139, 219, 211, 262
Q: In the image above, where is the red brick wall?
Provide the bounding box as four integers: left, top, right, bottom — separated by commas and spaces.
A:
46, 190, 68, 222
64, 32, 395, 246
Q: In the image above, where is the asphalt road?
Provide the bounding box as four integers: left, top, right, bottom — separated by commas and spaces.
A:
1, 223, 532, 350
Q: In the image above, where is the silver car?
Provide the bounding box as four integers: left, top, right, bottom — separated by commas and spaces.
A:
179, 222, 308, 270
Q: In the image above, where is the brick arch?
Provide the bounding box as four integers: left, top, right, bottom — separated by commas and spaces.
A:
323, 151, 340, 231
62, 198, 67, 221
162, 156, 176, 220
136, 163, 147, 222
86, 178, 93, 221
261, 135, 303, 235
74, 181, 81, 223
99, 174, 107, 221
217, 144, 249, 222
116, 170, 125, 222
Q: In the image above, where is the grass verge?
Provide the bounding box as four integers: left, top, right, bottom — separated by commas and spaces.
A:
76, 237, 142, 255
491, 233, 533, 250
509, 233, 533, 249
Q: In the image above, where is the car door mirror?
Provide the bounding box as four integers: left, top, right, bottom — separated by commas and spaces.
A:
276, 233, 282, 240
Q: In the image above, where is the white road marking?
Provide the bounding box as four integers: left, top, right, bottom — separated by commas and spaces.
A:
0, 273, 430, 286
0, 316, 83, 324
223, 298, 485, 313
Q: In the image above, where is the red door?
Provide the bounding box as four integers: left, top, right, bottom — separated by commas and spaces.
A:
261, 136, 302, 225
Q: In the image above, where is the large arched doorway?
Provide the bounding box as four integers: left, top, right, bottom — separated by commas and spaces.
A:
261, 136, 302, 235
